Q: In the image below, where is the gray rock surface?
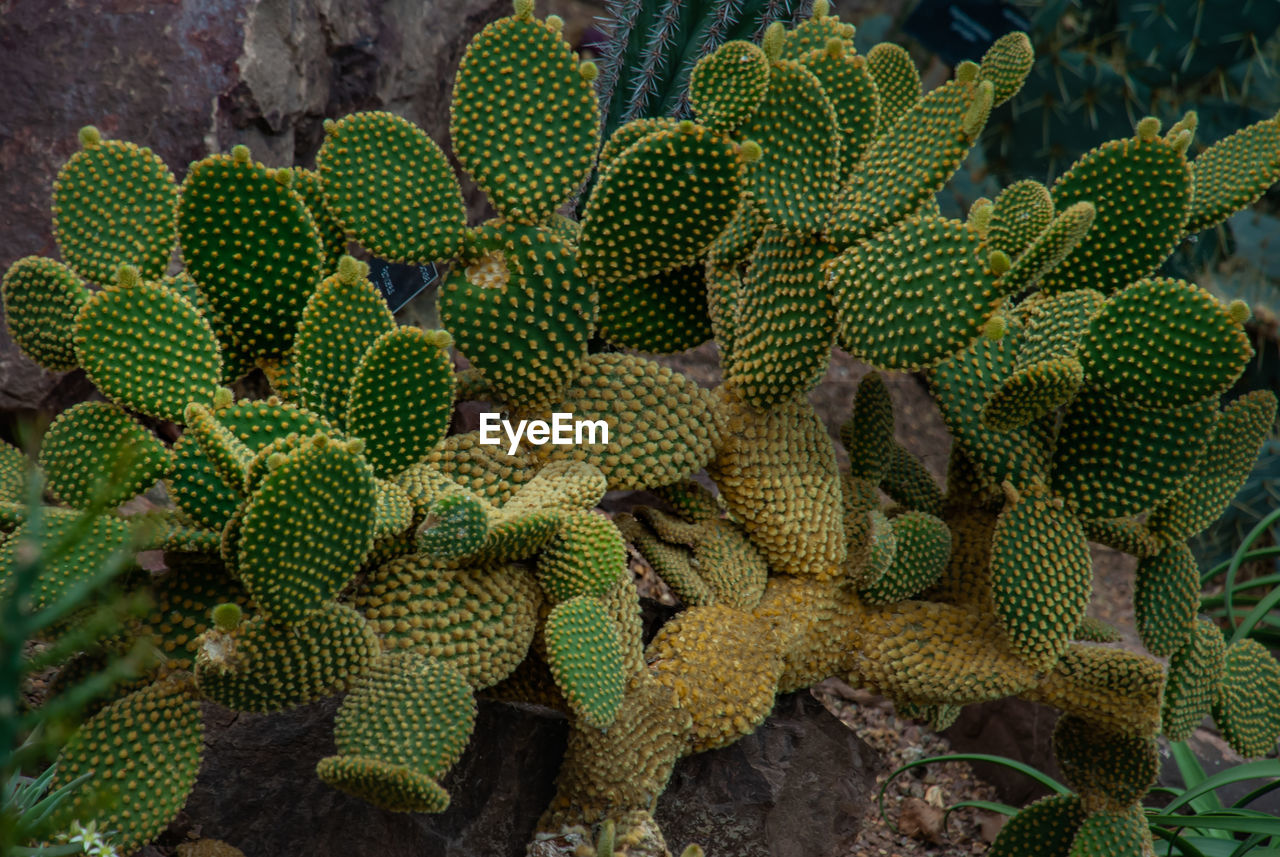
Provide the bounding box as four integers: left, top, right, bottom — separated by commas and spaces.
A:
0, 0, 502, 414
169, 691, 880, 857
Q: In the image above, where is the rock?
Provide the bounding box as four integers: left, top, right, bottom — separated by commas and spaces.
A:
654, 692, 883, 857
897, 796, 945, 845
942, 697, 1063, 807
172, 690, 881, 857
0, 0, 505, 416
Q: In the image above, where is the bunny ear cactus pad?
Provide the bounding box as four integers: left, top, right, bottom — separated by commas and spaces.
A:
989, 484, 1092, 672
318, 653, 476, 813
450, 6, 600, 223
1051, 390, 1215, 520
0, 508, 132, 615
988, 794, 1085, 857
544, 595, 626, 728
1038, 122, 1191, 296
1163, 617, 1227, 741
1148, 390, 1277, 542
288, 167, 348, 273
977, 31, 1034, 107
841, 372, 895, 483
183, 403, 253, 495
987, 180, 1054, 259
801, 43, 881, 179
997, 201, 1096, 297
169, 399, 332, 530
39, 401, 171, 509
53, 127, 177, 285
1212, 639, 1280, 757
857, 511, 952, 605
1133, 542, 1200, 658
74, 269, 222, 422
828, 77, 993, 245
347, 327, 456, 479
831, 215, 1002, 371
178, 147, 325, 372
1185, 114, 1280, 235
597, 263, 713, 353
1, 256, 89, 371
864, 43, 921, 136
46, 674, 202, 856
195, 601, 380, 712
1053, 715, 1159, 808
729, 228, 836, 408
578, 122, 745, 286
292, 257, 396, 430
1080, 277, 1251, 410
317, 112, 466, 263
537, 510, 627, 603
439, 221, 592, 409
417, 490, 490, 559
779, 6, 854, 59
237, 435, 376, 623
736, 59, 840, 233
689, 41, 770, 133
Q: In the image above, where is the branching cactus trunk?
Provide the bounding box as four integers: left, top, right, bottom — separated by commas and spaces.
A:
4, 2, 1280, 856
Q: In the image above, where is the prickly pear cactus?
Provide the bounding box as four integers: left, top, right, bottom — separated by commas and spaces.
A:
4, 4, 1280, 857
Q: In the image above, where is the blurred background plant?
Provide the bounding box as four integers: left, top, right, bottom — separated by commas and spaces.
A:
1, 445, 160, 857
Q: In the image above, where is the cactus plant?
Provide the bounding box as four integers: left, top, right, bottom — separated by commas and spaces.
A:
4, 3, 1280, 856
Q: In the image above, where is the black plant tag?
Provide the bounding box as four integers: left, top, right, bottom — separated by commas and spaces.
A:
903, 0, 1032, 67
367, 259, 441, 314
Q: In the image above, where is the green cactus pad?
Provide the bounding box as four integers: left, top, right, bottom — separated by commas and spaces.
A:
1074, 616, 1124, 643
323, 652, 476, 789
1, 256, 89, 371
706, 264, 741, 373
416, 490, 490, 559
828, 78, 992, 244
707, 197, 765, 270
183, 403, 253, 495
317, 112, 466, 263
1039, 131, 1191, 296
1149, 390, 1277, 542
347, 327, 455, 478
530, 352, 723, 490
1185, 115, 1280, 234
237, 435, 375, 622
802, 44, 880, 179
690, 41, 770, 133
1080, 277, 1251, 410
141, 556, 254, 671
987, 180, 1054, 259
615, 513, 714, 607
1163, 617, 1227, 741
780, 8, 854, 59
840, 372, 895, 483
38, 401, 170, 509
46, 674, 202, 855
997, 201, 1096, 296
881, 444, 944, 515
195, 601, 380, 712
988, 794, 1085, 857
1133, 541, 1200, 658
597, 263, 713, 353
0, 441, 25, 503
355, 554, 541, 690
439, 220, 592, 410
52, 133, 177, 285
1068, 807, 1154, 857
178, 150, 325, 371
169, 399, 332, 530
864, 43, 921, 136
537, 510, 627, 603
450, 11, 599, 223
288, 167, 348, 273
419, 433, 536, 506
578, 123, 744, 286
831, 215, 1002, 370
544, 595, 628, 728
1212, 639, 1280, 757
1053, 714, 1158, 807
990, 485, 1092, 672
1081, 517, 1161, 558
736, 60, 839, 233
74, 273, 222, 422
316, 755, 451, 814
596, 117, 679, 173
1050, 389, 1215, 519
293, 257, 396, 430
978, 31, 1033, 107
857, 511, 951, 605
373, 478, 414, 541
0, 507, 133, 614
930, 319, 1055, 490
729, 228, 836, 408
711, 393, 845, 578
982, 358, 1082, 433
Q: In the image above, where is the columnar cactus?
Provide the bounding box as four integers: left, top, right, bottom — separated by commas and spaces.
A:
4, 3, 1280, 856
